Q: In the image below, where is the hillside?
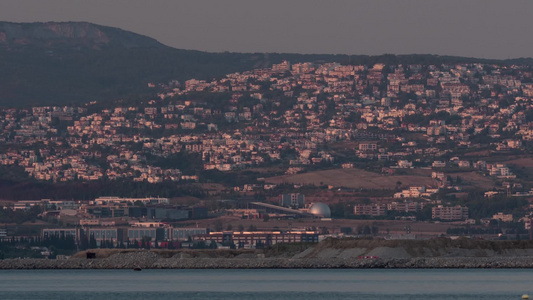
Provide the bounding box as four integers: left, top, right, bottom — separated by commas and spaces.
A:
1, 21, 532, 107
265, 168, 435, 190
0, 22, 350, 107
0, 22, 266, 107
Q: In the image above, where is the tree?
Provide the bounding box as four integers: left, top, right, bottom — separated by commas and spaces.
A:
89, 235, 97, 249
209, 241, 218, 249
195, 241, 206, 249
340, 227, 353, 234
79, 235, 89, 250
141, 236, 152, 249
214, 220, 223, 232
371, 226, 379, 236
396, 181, 402, 190
363, 225, 372, 235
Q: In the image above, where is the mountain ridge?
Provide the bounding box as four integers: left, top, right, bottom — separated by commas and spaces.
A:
0, 21, 164, 50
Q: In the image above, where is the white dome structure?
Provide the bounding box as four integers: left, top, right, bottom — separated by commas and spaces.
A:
309, 202, 331, 218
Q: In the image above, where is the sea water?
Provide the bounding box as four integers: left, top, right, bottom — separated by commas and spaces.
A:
0, 269, 531, 300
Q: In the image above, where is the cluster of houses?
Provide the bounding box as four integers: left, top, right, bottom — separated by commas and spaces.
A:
0, 60, 531, 187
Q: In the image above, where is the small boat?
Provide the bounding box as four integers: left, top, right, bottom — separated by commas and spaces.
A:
133, 267, 142, 271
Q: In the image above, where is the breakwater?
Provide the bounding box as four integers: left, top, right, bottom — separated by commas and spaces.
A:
1, 251, 533, 269
5, 238, 533, 269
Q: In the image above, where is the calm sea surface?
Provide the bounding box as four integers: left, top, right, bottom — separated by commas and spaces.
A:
0, 269, 532, 300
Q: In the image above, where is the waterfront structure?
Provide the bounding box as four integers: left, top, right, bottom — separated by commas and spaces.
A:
172, 227, 207, 241
86, 227, 126, 246
42, 228, 79, 239
128, 227, 166, 242
41, 225, 208, 247
197, 231, 319, 248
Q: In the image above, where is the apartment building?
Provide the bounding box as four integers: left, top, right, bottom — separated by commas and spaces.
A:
353, 204, 387, 216
431, 205, 469, 221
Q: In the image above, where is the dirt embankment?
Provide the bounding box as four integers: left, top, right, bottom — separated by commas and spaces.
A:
302, 238, 533, 259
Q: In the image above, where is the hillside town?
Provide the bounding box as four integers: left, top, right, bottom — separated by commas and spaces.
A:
1, 61, 532, 182
2, 60, 533, 257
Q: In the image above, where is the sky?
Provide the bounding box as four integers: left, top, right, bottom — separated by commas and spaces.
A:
0, 0, 532, 59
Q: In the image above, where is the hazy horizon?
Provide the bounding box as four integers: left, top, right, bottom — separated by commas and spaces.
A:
0, 0, 532, 60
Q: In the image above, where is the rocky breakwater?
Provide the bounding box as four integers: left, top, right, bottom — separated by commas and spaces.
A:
2, 251, 533, 269
4, 238, 533, 269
